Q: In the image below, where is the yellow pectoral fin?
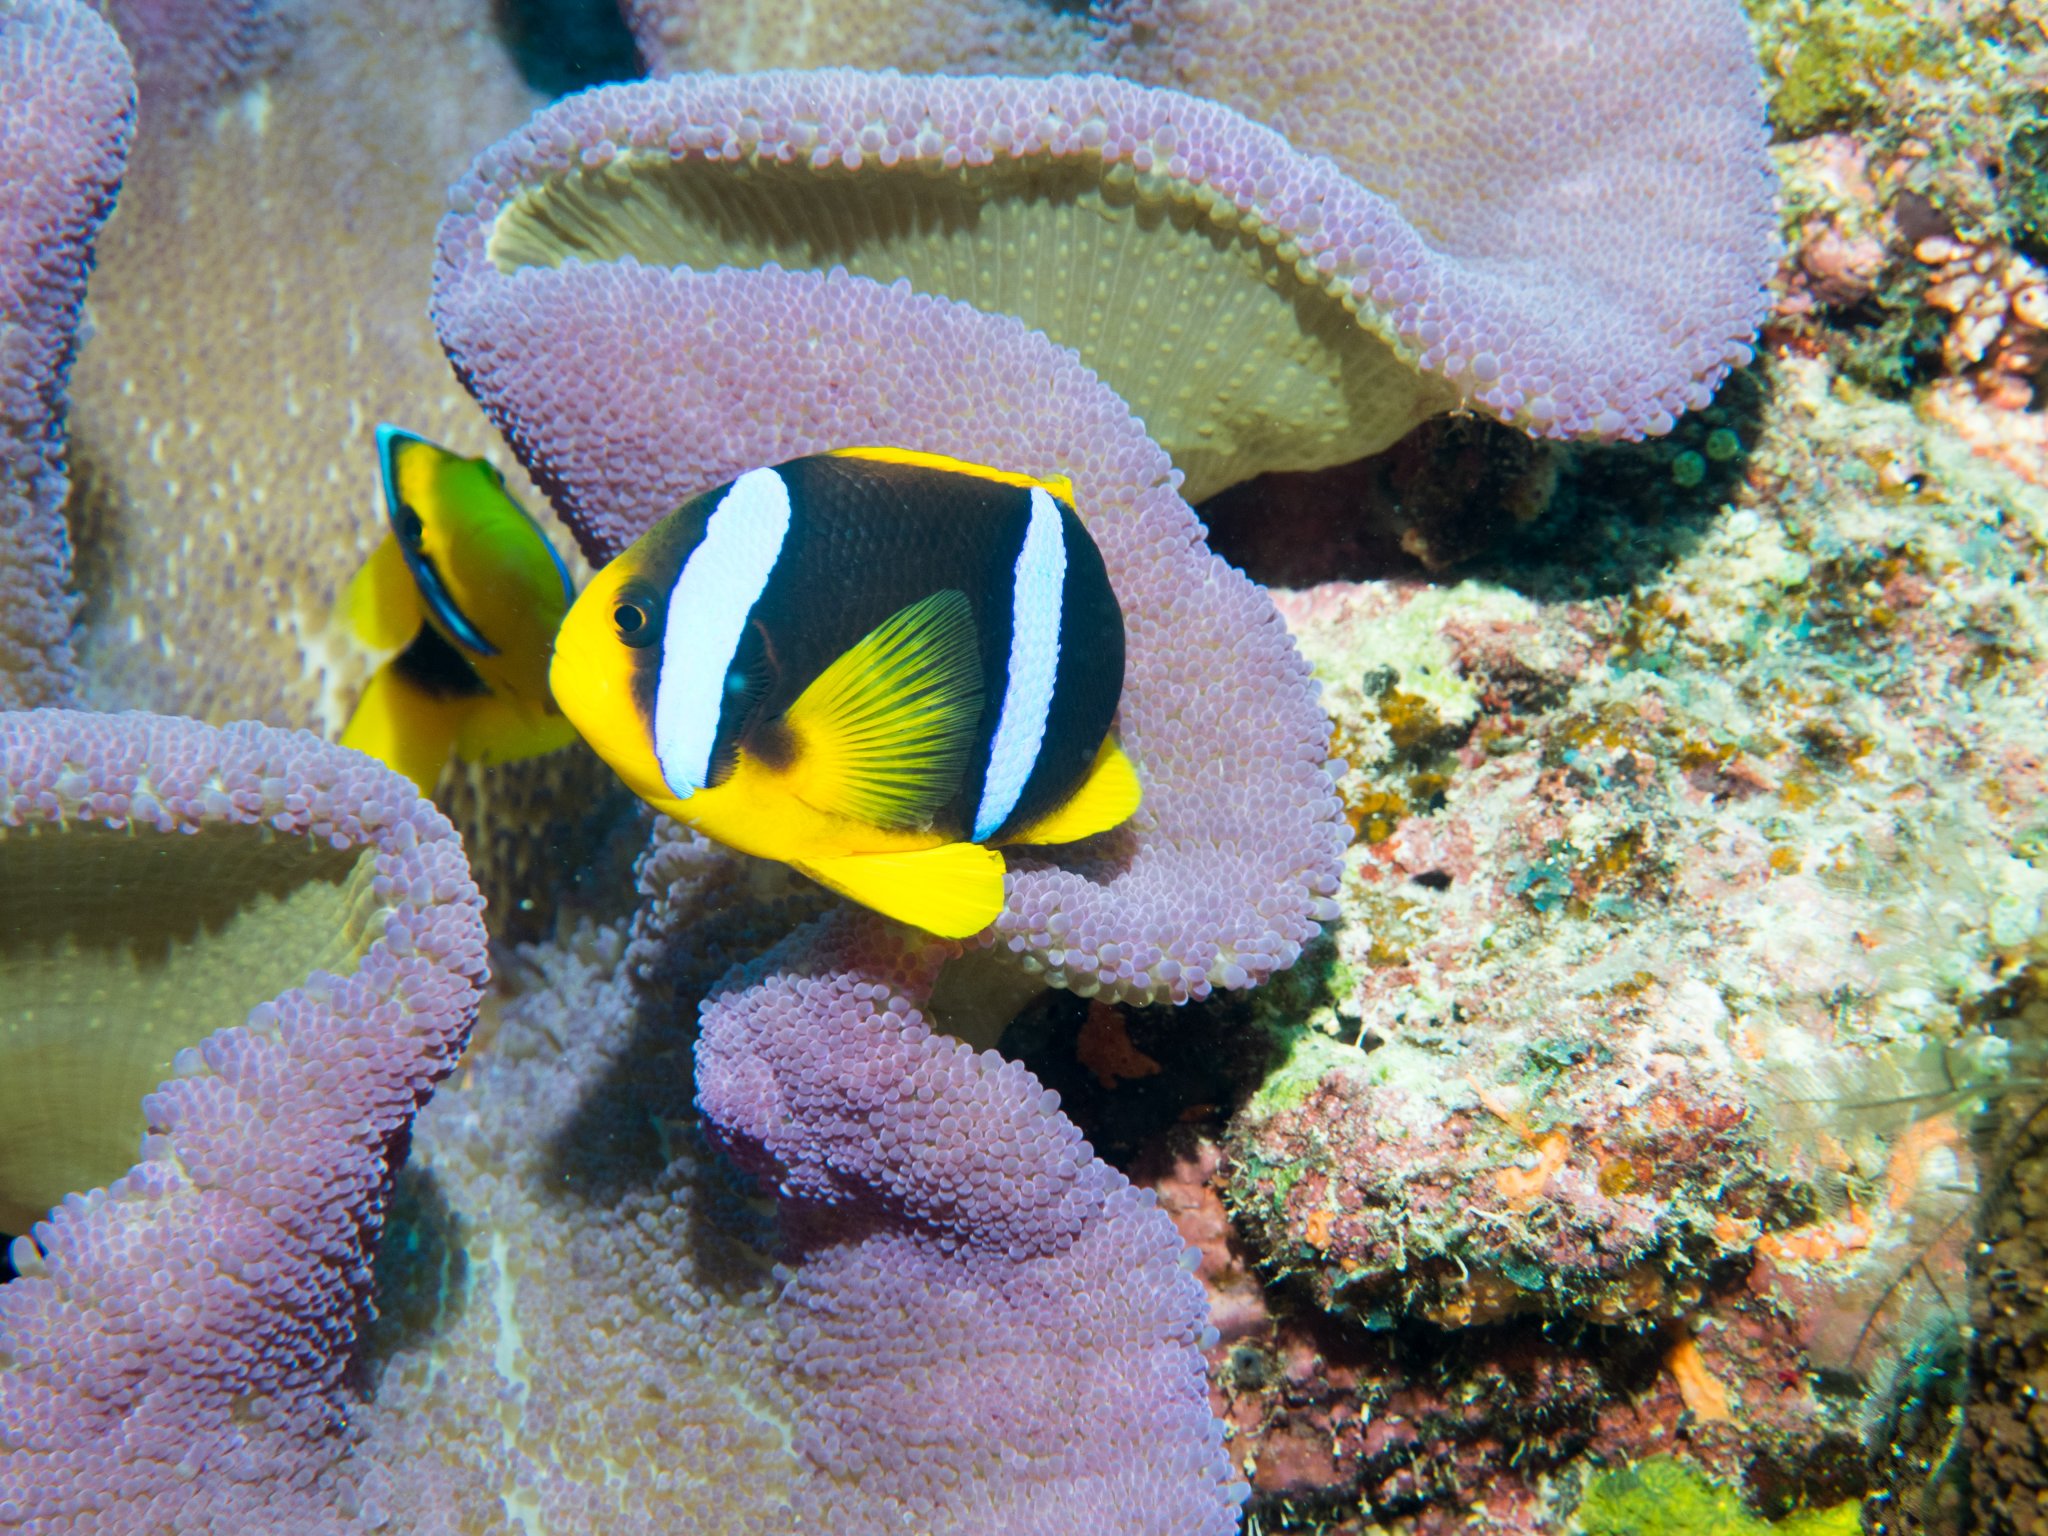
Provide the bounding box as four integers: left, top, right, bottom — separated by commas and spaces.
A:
782, 588, 983, 831
999, 737, 1142, 847
340, 535, 423, 653
453, 693, 580, 767
339, 665, 463, 793
796, 842, 1007, 938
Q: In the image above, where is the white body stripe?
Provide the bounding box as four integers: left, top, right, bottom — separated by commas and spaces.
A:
653, 467, 791, 796
973, 488, 1066, 841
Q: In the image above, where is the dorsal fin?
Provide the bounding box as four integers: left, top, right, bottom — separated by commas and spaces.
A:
828, 446, 1076, 506
779, 588, 983, 831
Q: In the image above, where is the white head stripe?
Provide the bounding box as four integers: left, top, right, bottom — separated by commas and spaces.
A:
973, 487, 1067, 842
653, 467, 791, 796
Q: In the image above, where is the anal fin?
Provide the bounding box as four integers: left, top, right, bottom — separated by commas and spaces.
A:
999, 737, 1141, 847
454, 694, 579, 767
796, 841, 1007, 937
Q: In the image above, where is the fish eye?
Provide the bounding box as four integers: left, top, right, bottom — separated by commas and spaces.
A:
612, 591, 661, 647
396, 504, 425, 547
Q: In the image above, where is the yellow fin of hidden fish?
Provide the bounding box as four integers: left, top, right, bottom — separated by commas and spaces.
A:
797, 841, 1007, 937
339, 664, 466, 792
453, 694, 581, 767
782, 588, 983, 831
998, 736, 1143, 847
340, 534, 423, 653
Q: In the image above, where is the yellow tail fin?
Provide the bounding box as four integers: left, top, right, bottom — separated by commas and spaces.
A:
339, 664, 464, 792
797, 841, 1007, 937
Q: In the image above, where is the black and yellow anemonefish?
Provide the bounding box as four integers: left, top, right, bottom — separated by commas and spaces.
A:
549, 447, 1142, 938
338, 426, 579, 792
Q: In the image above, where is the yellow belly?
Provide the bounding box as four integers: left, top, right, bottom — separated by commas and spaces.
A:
648, 749, 948, 865
642, 749, 1007, 938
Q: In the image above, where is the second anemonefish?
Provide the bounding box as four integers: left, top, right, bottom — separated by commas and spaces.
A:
339, 426, 579, 792
549, 447, 1142, 938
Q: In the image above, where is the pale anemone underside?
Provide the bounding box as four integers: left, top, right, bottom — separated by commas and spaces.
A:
484, 137, 1458, 503
0, 823, 384, 1233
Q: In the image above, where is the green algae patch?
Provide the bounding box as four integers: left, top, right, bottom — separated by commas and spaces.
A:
1575, 1457, 1862, 1536
1294, 581, 1536, 733
1746, 0, 1921, 136
0, 821, 385, 1232
1241, 1014, 1451, 1127
2007, 118, 2048, 252
1243, 1027, 1367, 1121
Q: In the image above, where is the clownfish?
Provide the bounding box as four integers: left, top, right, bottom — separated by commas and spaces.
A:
338, 426, 579, 791
549, 447, 1142, 938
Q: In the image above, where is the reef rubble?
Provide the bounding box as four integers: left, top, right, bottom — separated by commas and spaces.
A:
1107, 3, 2048, 1526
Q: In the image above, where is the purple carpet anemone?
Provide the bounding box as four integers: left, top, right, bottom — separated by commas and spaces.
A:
0, 709, 488, 1533
444, 65, 1772, 500
431, 255, 1348, 1001
93, 0, 283, 122
0, 1, 131, 711
625, 0, 1091, 76
0, 732, 1249, 1534
697, 910, 1239, 1531
1090, 0, 1774, 299
351, 837, 1243, 1532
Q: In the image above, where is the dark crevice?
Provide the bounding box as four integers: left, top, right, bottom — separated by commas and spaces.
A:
493, 0, 643, 97
1199, 364, 1772, 602
358, 1164, 468, 1386
1199, 414, 1557, 588
996, 952, 1322, 1169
